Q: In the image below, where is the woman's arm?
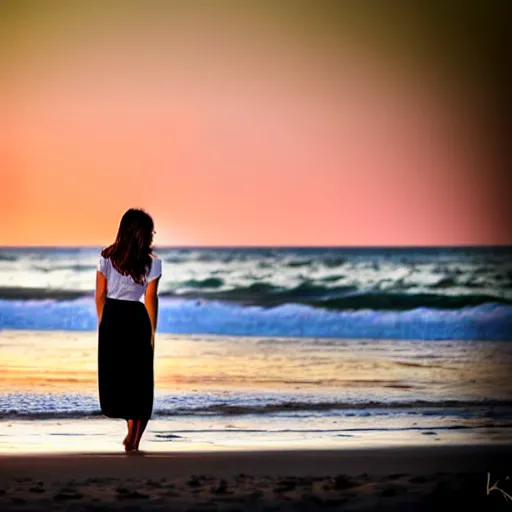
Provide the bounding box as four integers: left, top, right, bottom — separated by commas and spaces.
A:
95, 270, 108, 325
145, 276, 160, 348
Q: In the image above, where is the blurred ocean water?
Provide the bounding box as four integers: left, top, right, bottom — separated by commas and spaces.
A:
0, 246, 511, 340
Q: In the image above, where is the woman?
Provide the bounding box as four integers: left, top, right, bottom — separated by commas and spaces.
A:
95, 208, 162, 452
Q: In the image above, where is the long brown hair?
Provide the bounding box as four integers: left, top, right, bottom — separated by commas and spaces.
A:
101, 208, 155, 285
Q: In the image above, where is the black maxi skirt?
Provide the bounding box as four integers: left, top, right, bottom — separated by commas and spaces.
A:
98, 298, 154, 420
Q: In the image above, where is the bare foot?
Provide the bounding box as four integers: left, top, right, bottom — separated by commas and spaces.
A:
124, 434, 137, 452
124, 441, 137, 453
126, 449, 145, 456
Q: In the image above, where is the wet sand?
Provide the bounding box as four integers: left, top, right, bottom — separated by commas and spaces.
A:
1, 444, 511, 510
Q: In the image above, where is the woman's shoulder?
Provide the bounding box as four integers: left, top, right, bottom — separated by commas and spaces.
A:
98, 253, 111, 264
147, 252, 162, 280
97, 252, 111, 275
149, 252, 162, 270
150, 251, 161, 261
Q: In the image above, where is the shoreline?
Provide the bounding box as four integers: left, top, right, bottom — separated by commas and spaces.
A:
2, 444, 512, 478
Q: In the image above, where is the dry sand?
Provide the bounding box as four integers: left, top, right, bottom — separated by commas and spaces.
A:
1, 444, 511, 511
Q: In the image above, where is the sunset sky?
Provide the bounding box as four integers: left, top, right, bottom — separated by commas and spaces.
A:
1, 2, 509, 246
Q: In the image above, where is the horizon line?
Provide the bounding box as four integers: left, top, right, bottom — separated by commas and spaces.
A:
1, 243, 511, 250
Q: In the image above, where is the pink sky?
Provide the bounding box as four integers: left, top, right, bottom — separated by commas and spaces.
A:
1, 10, 507, 246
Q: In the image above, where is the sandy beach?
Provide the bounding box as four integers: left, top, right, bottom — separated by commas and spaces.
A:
1, 444, 511, 511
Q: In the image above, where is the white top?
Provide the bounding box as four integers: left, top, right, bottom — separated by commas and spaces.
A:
97, 254, 162, 301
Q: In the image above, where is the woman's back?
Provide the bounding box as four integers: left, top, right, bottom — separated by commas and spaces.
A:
97, 254, 162, 301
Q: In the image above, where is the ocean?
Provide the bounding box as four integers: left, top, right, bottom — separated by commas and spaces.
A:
1, 246, 511, 452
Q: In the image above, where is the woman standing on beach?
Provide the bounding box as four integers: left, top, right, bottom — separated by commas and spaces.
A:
95, 208, 162, 452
